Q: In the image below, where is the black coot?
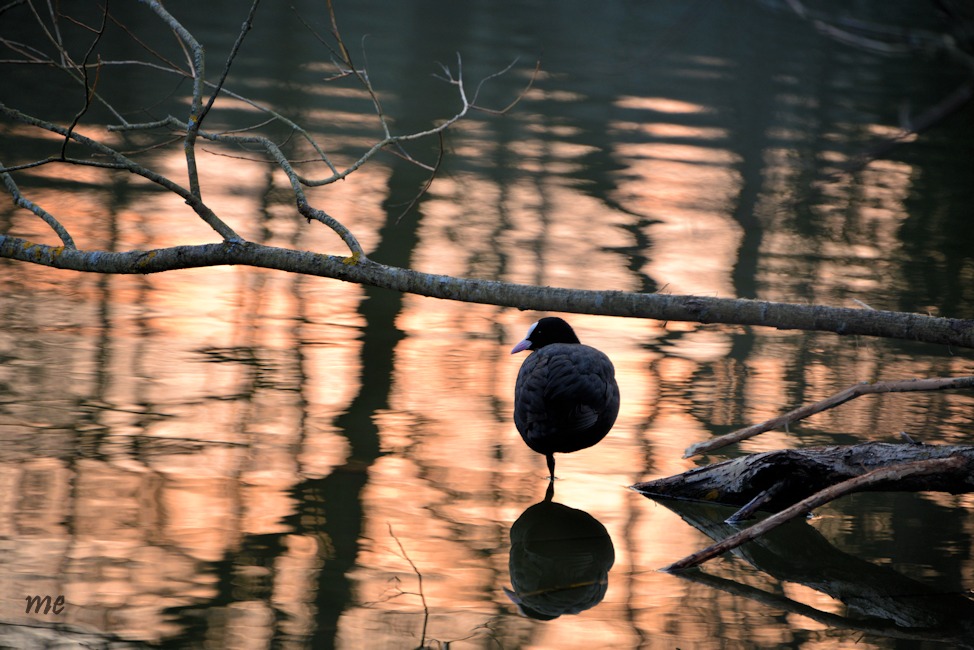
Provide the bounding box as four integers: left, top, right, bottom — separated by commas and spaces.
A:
511, 317, 620, 479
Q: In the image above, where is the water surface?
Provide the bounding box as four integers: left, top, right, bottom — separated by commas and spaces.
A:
2, 1, 973, 648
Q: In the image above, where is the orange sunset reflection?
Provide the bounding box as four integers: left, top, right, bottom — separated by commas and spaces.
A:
2, 18, 973, 645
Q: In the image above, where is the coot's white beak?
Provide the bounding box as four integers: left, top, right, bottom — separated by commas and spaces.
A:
511, 339, 532, 354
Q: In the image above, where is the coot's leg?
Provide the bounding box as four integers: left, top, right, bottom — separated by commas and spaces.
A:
546, 454, 556, 481
544, 480, 555, 503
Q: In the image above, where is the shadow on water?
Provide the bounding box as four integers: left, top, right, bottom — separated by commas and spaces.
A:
504, 482, 615, 621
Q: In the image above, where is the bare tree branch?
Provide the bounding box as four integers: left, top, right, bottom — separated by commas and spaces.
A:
0, 104, 242, 242
61, 0, 110, 159
197, 0, 261, 130
137, 0, 209, 198
1, 169, 76, 248
3, 1, 536, 254
4, 1, 971, 363
685, 375, 974, 458
4, 233, 974, 351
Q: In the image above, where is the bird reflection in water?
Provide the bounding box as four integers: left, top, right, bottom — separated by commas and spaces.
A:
504, 483, 615, 620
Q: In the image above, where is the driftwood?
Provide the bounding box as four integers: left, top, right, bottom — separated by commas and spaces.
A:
638, 375, 974, 598
634, 442, 974, 571
636, 442, 974, 514
656, 499, 974, 648
653, 454, 967, 571
684, 375, 974, 458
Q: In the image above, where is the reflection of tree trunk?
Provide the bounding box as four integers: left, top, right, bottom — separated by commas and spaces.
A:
655, 499, 974, 648
305, 162, 422, 649
634, 442, 974, 513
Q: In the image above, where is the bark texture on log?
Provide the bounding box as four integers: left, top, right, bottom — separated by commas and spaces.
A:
632, 442, 974, 513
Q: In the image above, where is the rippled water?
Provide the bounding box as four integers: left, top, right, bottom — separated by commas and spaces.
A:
2, 1, 974, 648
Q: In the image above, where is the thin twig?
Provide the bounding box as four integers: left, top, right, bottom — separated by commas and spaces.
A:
387, 524, 429, 647
61, 1, 110, 159
325, 0, 388, 134
106, 10, 189, 75
394, 131, 445, 224
197, 0, 261, 129
31, 0, 66, 66
18, 5, 140, 128
834, 79, 974, 175
471, 57, 542, 115
0, 104, 242, 242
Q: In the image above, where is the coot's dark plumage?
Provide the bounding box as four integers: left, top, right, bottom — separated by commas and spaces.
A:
511, 317, 620, 479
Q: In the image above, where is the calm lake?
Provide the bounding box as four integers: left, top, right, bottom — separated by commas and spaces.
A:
2, 0, 974, 648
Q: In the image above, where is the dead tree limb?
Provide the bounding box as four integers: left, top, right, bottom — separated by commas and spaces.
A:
5, 232, 974, 350
637, 442, 974, 515
684, 376, 974, 458
656, 455, 967, 571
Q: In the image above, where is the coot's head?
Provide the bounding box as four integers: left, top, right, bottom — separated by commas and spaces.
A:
511, 317, 581, 354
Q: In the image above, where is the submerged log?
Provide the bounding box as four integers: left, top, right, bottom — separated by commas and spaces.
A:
632, 442, 974, 514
